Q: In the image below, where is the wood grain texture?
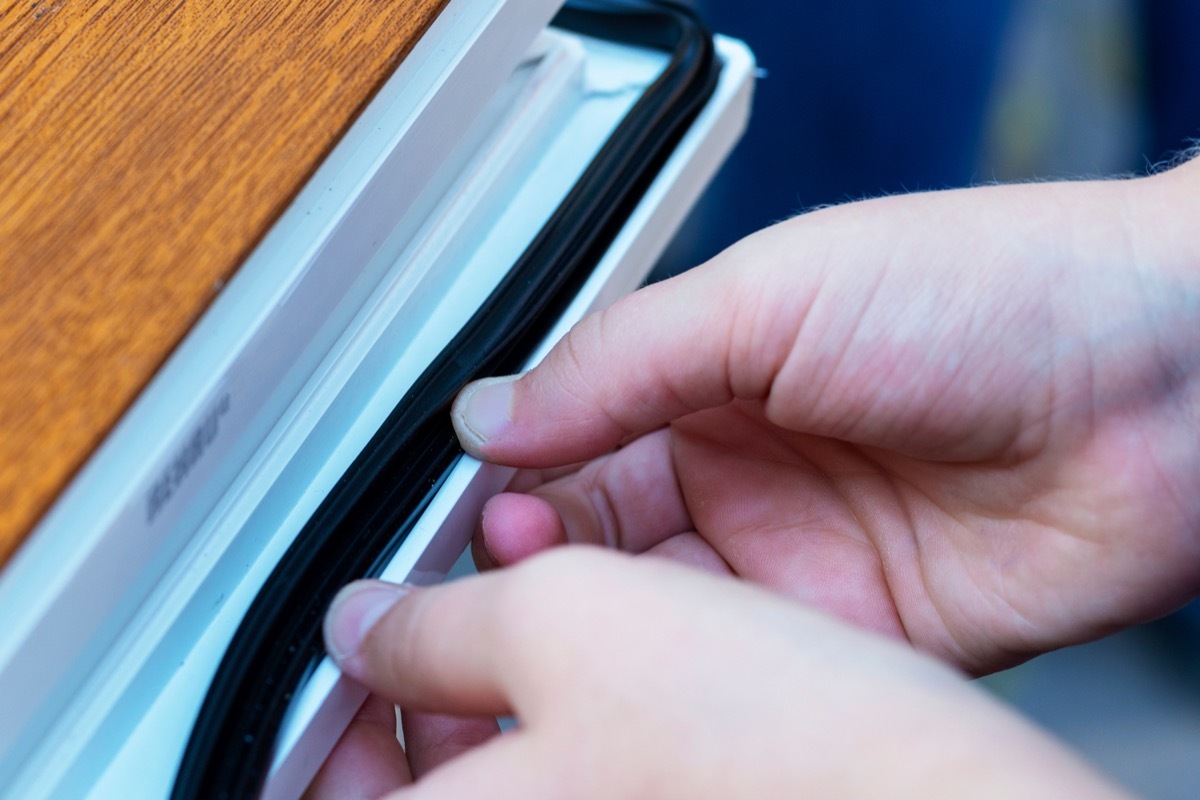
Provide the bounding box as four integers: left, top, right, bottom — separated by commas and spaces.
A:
0, 0, 449, 566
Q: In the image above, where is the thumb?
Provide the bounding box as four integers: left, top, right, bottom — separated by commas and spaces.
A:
451, 241, 789, 467
453, 181, 1129, 469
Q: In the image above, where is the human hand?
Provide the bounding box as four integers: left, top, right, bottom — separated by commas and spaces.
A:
453, 162, 1200, 674
308, 548, 1128, 799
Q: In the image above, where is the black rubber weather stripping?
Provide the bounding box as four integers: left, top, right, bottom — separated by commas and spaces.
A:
172, 2, 718, 797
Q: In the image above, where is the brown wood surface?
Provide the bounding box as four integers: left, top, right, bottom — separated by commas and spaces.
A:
0, 0, 449, 566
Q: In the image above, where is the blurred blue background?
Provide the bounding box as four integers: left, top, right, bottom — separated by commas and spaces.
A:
655, 1, 1200, 796
659, 0, 1200, 275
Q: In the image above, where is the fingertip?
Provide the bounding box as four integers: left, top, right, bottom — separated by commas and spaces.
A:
323, 575, 519, 717
451, 375, 518, 459
325, 580, 411, 671
457, 263, 757, 467
470, 530, 499, 572
479, 493, 566, 566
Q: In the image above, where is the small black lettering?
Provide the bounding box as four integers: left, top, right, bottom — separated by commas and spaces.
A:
146, 393, 232, 523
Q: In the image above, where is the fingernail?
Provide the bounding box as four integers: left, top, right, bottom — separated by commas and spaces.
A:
325, 580, 409, 663
453, 375, 517, 452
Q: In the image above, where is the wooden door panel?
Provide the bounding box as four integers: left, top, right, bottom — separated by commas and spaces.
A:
0, 0, 449, 564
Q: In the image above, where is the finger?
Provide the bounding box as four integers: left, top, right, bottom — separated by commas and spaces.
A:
324, 576, 518, 717
453, 188, 1090, 468
402, 711, 501, 779
470, 465, 595, 571
473, 493, 564, 569
388, 733, 554, 800
303, 694, 410, 800
451, 254, 762, 466
477, 428, 692, 566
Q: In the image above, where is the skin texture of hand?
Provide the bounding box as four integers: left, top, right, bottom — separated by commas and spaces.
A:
452, 160, 1200, 676
308, 549, 1129, 799
310, 163, 1199, 796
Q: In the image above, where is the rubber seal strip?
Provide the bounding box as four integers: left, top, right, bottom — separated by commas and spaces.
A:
171, 2, 718, 797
